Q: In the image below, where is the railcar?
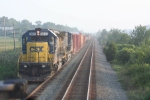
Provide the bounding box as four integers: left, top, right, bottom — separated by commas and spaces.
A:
18, 28, 73, 81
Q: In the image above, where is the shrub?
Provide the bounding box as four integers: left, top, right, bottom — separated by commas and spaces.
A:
116, 48, 134, 63
129, 48, 146, 64
117, 44, 135, 51
103, 42, 117, 62
144, 91, 150, 100
126, 64, 150, 88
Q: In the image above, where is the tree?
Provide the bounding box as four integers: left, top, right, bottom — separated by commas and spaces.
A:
130, 25, 149, 46
106, 28, 130, 44
101, 29, 107, 39
21, 20, 32, 33
104, 42, 117, 62
98, 29, 107, 45
35, 21, 42, 28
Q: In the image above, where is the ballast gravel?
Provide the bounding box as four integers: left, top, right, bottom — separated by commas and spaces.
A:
94, 40, 128, 100
27, 84, 39, 95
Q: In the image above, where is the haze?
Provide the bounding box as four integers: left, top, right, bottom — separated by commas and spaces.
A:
0, 0, 150, 33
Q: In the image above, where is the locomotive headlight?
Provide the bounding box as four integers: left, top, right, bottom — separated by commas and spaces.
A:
37, 31, 40, 36
42, 65, 46, 68
24, 65, 27, 68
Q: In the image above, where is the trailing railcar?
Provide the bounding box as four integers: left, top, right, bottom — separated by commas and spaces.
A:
71, 32, 86, 53
55, 31, 73, 64
18, 28, 72, 81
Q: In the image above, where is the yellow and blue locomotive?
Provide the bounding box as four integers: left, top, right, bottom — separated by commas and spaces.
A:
18, 28, 73, 81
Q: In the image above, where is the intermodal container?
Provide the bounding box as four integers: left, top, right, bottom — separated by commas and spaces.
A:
72, 34, 77, 54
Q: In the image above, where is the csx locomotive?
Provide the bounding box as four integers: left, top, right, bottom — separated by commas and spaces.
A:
18, 28, 73, 81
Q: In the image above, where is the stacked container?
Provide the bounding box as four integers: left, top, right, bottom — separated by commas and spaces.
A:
71, 32, 87, 54
80, 34, 84, 48
76, 34, 81, 52
72, 34, 77, 54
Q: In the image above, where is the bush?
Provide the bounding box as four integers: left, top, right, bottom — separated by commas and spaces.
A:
117, 44, 135, 50
126, 64, 150, 88
103, 42, 117, 62
142, 46, 150, 64
129, 48, 146, 64
144, 91, 150, 100
116, 48, 134, 63
112, 62, 150, 100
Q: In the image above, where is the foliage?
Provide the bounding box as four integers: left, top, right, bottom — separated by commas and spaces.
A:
125, 64, 150, 88
0, 48, 21, 80
117, 44, 135, 50
116, 48, 134, 64
103, 42, 117, 62
107, 29, 131, 44
0, 16, 79, 39
98, 28, 131, 46
99, 29, 108, 45
144, 91, 150, 100
131, 25, 150, 46
98, 25, 150, 100
112, 62, 150, 100
129, 48, 146, 64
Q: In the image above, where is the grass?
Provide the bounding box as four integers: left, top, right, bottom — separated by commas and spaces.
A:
111, 61, 150, 100
0, 36, 21, 51
0, 36, 18, 42
0, 35, 21, 79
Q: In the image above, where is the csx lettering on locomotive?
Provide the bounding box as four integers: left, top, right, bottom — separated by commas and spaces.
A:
30, 46, 43, 52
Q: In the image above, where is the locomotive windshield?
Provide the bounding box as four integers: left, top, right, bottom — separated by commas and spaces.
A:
30, 36, 48, 42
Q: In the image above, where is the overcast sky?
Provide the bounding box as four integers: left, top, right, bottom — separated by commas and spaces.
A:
0, 0, 150, 33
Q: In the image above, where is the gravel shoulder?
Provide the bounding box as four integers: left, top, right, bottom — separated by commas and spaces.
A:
95, 40, 128, 100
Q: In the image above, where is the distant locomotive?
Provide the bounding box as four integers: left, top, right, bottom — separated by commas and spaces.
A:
18, 28, 89, 81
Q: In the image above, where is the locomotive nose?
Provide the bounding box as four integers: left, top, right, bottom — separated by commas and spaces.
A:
27, 42, 48, 63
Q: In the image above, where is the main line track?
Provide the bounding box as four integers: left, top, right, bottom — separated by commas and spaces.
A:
56, 40, 96, 100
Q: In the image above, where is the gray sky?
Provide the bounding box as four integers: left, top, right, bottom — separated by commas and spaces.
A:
0, 0, 150, 32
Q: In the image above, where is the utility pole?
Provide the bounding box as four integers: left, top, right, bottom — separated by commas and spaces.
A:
3, 16, 6, 52
12, 22, 16, 50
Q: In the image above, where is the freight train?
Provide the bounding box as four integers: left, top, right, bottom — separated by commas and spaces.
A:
18, 28, 89, 81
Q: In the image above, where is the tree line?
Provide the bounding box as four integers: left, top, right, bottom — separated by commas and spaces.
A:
0, 16, 79, 37
97, 25, 150, 100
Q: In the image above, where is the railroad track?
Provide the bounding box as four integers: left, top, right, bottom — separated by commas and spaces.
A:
56, 40, 96, 100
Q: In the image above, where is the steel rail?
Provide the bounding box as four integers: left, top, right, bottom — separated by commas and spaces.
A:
25, 76, 50, 99
87, 41, 94, 100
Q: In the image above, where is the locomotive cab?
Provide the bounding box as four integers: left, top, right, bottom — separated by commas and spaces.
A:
18, 28, 58, 81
